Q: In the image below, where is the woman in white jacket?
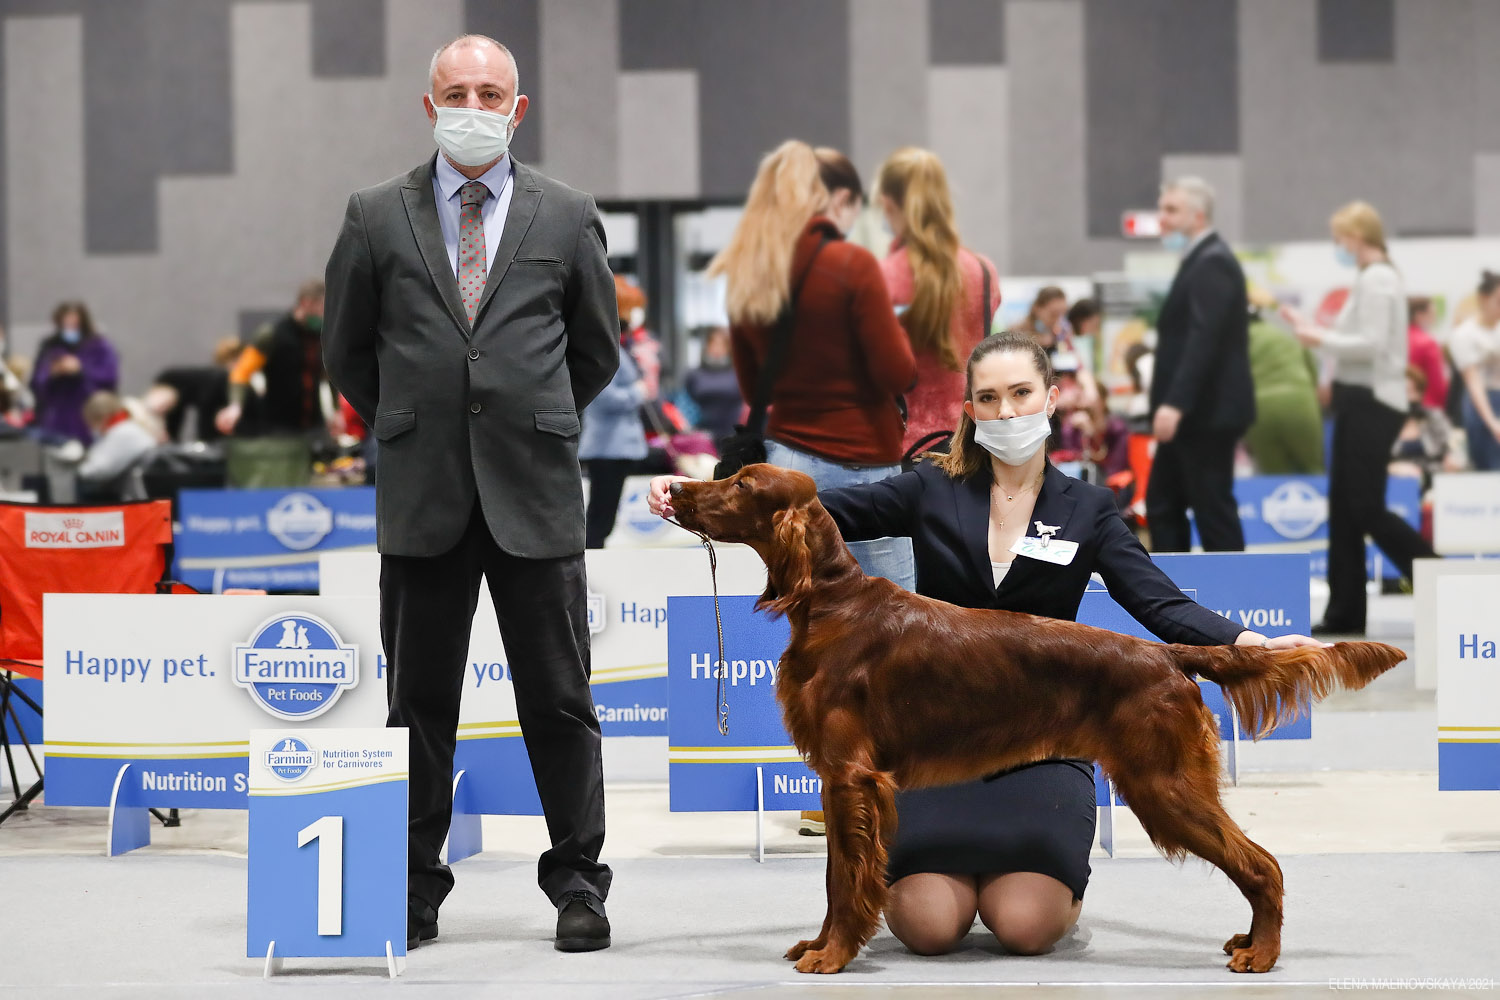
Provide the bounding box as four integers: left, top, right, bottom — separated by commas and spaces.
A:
1282, 201, 1435, 634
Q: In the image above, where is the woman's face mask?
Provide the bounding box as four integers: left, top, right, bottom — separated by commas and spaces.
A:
972, 409, 1052, 466
964, 352, 1058, 465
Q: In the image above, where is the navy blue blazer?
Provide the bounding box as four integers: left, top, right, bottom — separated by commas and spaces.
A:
818, 460, 1242, 645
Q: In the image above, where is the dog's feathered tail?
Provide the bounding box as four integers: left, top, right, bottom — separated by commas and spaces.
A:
1170, 641, 1405, 739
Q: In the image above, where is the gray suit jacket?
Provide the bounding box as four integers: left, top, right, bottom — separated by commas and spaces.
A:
323, 155, 619, 558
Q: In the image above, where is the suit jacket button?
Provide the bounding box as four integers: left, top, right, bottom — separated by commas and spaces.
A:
469, 349, 480, 360
470, 402, 481, 414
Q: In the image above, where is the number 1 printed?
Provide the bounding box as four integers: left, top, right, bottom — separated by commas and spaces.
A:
297, 815, 344, 936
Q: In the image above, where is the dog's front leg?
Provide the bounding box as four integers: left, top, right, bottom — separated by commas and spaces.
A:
783, 849, 833, 962
792, 765, 898, 974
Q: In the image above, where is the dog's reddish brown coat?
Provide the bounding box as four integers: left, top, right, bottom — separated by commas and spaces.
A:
671, 465, 1404, 974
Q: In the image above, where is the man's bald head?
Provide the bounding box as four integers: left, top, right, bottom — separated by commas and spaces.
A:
429, 34, 518, 97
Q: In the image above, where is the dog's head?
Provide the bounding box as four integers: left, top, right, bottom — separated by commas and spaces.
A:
671, 464, 822, 615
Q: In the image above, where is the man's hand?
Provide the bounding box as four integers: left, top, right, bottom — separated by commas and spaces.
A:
1152, 404, 1182, 443
214, 403, 242, 436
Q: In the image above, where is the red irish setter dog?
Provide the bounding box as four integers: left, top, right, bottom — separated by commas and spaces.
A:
667, 465, 1404, 975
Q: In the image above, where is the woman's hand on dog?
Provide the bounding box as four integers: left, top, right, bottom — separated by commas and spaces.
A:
648, 475, 697, 518
1235, 631, 1333, 649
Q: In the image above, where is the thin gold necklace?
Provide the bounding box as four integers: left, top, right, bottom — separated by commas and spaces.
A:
991, 469, 1045, 528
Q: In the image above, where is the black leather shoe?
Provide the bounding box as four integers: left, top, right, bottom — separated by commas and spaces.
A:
555, 890, 610, 952
407, 901, 438, 950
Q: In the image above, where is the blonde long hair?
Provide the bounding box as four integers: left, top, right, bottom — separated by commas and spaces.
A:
880, 147, 965, 371
709, 141, 829, 326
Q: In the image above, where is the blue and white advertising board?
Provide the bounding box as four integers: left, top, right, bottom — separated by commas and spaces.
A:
1431, 472, 1500, 556
1201, 475, 1419, 579
42, 594, 538, 814
1436, 573, 1500, 790
319, 547, 767, 739
1077, 551, 1313, 740
247, 727, 407, 972
666, 595, 820, 811
174, 488, 376, 592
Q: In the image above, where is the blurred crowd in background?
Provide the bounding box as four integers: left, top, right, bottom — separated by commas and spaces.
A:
2, 140, 1498, 564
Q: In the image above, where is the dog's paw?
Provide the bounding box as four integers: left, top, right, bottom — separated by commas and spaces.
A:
1226, 943, 1278, 973
1222, 932, 1251, 956
784, 938, 821, 962
793, 947, 851, 974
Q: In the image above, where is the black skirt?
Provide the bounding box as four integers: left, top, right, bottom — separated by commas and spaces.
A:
885, 759, 1097, 901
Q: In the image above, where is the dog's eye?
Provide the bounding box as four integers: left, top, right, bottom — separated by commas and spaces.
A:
735, 480, 747, 491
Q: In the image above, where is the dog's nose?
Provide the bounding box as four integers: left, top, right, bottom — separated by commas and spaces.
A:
669, 482, 684, 497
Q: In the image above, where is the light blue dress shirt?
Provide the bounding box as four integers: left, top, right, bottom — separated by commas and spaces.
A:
431, 153, 515, 277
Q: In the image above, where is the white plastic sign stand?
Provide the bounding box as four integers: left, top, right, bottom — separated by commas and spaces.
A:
755, 765, 766, 864
105, 763, 151, 856
441, 769, 483, 864
247, 728, 408, 978
1098, 780, 1115, 858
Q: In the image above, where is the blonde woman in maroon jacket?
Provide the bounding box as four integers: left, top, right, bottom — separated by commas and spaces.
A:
710, 140, 917, 588
876, 147, 1002, 455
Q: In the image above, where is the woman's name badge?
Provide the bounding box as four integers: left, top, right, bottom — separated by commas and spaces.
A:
1010, 521, 1078, 565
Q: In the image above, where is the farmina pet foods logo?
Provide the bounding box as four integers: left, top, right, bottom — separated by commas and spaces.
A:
1260, 481, 1328, 540
266, 492, 333, 551
263, 735, 317, 781
233, 613, 359, 721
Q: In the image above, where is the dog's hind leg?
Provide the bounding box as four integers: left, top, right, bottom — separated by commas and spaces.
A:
791, 762, 898, 974
1105, 703, 1284, 973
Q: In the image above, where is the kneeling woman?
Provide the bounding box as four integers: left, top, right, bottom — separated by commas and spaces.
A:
648, 332, 1321, 957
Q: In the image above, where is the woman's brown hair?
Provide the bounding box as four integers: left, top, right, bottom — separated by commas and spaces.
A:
52, 300, 97, 339
935, 332, 1055, 481
879, 147, 965, 371
1022, 286, 1066, 330
814, 146, 863, 204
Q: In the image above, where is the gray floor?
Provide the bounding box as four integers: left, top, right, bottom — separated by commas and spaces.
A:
3, 852, 1498, 997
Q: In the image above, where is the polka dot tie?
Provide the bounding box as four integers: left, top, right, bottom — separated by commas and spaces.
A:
458, 180, 490, 323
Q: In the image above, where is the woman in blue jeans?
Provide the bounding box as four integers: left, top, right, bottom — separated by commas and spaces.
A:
709, 142, 918, 594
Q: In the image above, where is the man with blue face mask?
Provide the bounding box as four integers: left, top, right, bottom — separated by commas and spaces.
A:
1145, 176, 1253, 553
323, 33, 618, 955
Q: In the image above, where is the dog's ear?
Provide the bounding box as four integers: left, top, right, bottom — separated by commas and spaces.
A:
759, 506, 813, 617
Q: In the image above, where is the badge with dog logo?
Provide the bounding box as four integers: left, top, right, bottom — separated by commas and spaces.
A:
1010, 529, 1079, 566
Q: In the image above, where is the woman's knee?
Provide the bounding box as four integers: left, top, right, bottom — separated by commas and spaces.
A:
988, 913, 1068, 955
978, 873, 1080, 956
885, 874, 976, 956
888, 917, 967, 956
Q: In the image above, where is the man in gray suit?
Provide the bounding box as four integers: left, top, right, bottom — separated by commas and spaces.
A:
323, 34, 618, 953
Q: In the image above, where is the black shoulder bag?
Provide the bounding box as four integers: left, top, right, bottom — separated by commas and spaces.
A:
713, 236, 830, 479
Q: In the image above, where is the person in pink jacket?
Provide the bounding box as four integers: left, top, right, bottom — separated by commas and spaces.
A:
876, 148, 1001, 457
